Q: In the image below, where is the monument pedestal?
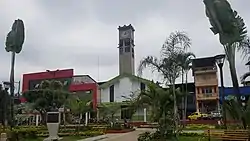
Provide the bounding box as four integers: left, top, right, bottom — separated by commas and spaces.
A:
0, 133, 7, 141
43, 112, 62, 141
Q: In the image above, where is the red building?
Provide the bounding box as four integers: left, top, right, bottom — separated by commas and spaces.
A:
22, 69, 98, 110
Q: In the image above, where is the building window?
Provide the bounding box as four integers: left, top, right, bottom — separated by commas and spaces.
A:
125, 47, 130, 52
205, 88, 212, 94
124, 39, 130, 46
187, 95, 195, 104
131, 39, 134, 46
119, 48, 123, 54
140, 83, 145, 91
132, 48, 134, 58
109, 85, 114, 102
119, 39, 123, 47
201, 87, 212, 94
201, 88, 205, 94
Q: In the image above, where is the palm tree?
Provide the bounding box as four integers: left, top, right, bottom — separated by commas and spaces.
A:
225, 99, 250, 129
204, 1, 250, 129
135, 82, 181, 138
204, 0, 249, 102
98, 102, 121, 123
121, 92, 140, 120
136, 83, 167, 122
67, 95, 91, 131
177, 52, 195, 124
241, 56, 250, 85
241, 72, 250, 85
138, 31, 191, 134
5, 19, 25, 128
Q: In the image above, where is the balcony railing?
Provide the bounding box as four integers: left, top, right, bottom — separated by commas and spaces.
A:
196, 93, 219, 100
194, 69, 217, 74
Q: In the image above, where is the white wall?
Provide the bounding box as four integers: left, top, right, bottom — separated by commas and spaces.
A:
100, 76, 144, 102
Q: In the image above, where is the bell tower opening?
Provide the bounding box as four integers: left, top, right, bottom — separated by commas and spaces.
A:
118, 24, 135, 75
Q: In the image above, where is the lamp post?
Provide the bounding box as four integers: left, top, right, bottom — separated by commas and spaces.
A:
215, 54, 227, 129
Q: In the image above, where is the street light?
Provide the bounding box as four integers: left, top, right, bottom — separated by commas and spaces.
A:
3, 82, 10, 91
214, 54, 227, 129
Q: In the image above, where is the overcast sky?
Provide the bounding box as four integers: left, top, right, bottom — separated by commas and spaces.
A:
0, 0, 250, 87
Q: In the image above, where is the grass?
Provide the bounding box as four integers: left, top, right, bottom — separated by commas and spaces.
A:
22, 136, 87, 141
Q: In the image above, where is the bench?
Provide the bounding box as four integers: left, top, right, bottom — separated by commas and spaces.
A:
205, 129, 250, 141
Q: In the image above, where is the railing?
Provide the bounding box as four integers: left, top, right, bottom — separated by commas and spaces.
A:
197, 93, 218, 100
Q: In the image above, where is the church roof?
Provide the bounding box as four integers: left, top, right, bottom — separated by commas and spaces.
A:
99, 73, 151, 89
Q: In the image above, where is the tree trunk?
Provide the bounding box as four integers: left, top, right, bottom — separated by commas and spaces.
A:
226, 45, 245, 128
228, 59, 241, 101
184, 71, 188, 126
172, 80, 179, 138
9, 51, 15, 129
228, 63, 246, 128
181, 69, 185, 124
226, 44, 240, 101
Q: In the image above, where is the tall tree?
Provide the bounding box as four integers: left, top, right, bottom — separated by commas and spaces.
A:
138, 31, 191, 137
66, 96, 92, 131
98, 102, 121, 123
121, 92, 140, 120
67, 95, 92, 120
5, 19, 25, 128
23, 80, 70, 124
204, 0, 249, 101
177, 52, 195, 124
241, 71, 250, 84
135, 82, 181, 138
225, 99, 250, 129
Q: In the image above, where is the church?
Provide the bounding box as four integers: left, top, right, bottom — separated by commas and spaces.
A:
98, 24, 150, 103
98, 24, 151, 121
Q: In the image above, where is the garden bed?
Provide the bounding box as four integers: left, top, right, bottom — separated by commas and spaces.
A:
0, 126, 104, 141
105, 128, 135, 133
137, 123, 159, 128
24, 136, 87, 141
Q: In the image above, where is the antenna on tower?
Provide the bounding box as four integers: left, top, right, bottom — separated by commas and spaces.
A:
97, 55, 100, 81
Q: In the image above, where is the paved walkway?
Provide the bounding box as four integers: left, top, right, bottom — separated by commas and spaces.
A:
78, 128, 155, 141
79, 128, 206, 141
103, 128, 155, 141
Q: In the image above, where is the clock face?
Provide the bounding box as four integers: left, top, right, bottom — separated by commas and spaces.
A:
121, 31, 129, 38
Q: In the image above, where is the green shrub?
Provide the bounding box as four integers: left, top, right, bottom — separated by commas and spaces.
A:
185, 124, 215, 130
0, 128, 39, 141
137, 131, 176, 141
179, 132, 204, 137
37, 130, 104, 137
1, 125, 104, 140
138, 132, 151, 141
215, 124, 243, 130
